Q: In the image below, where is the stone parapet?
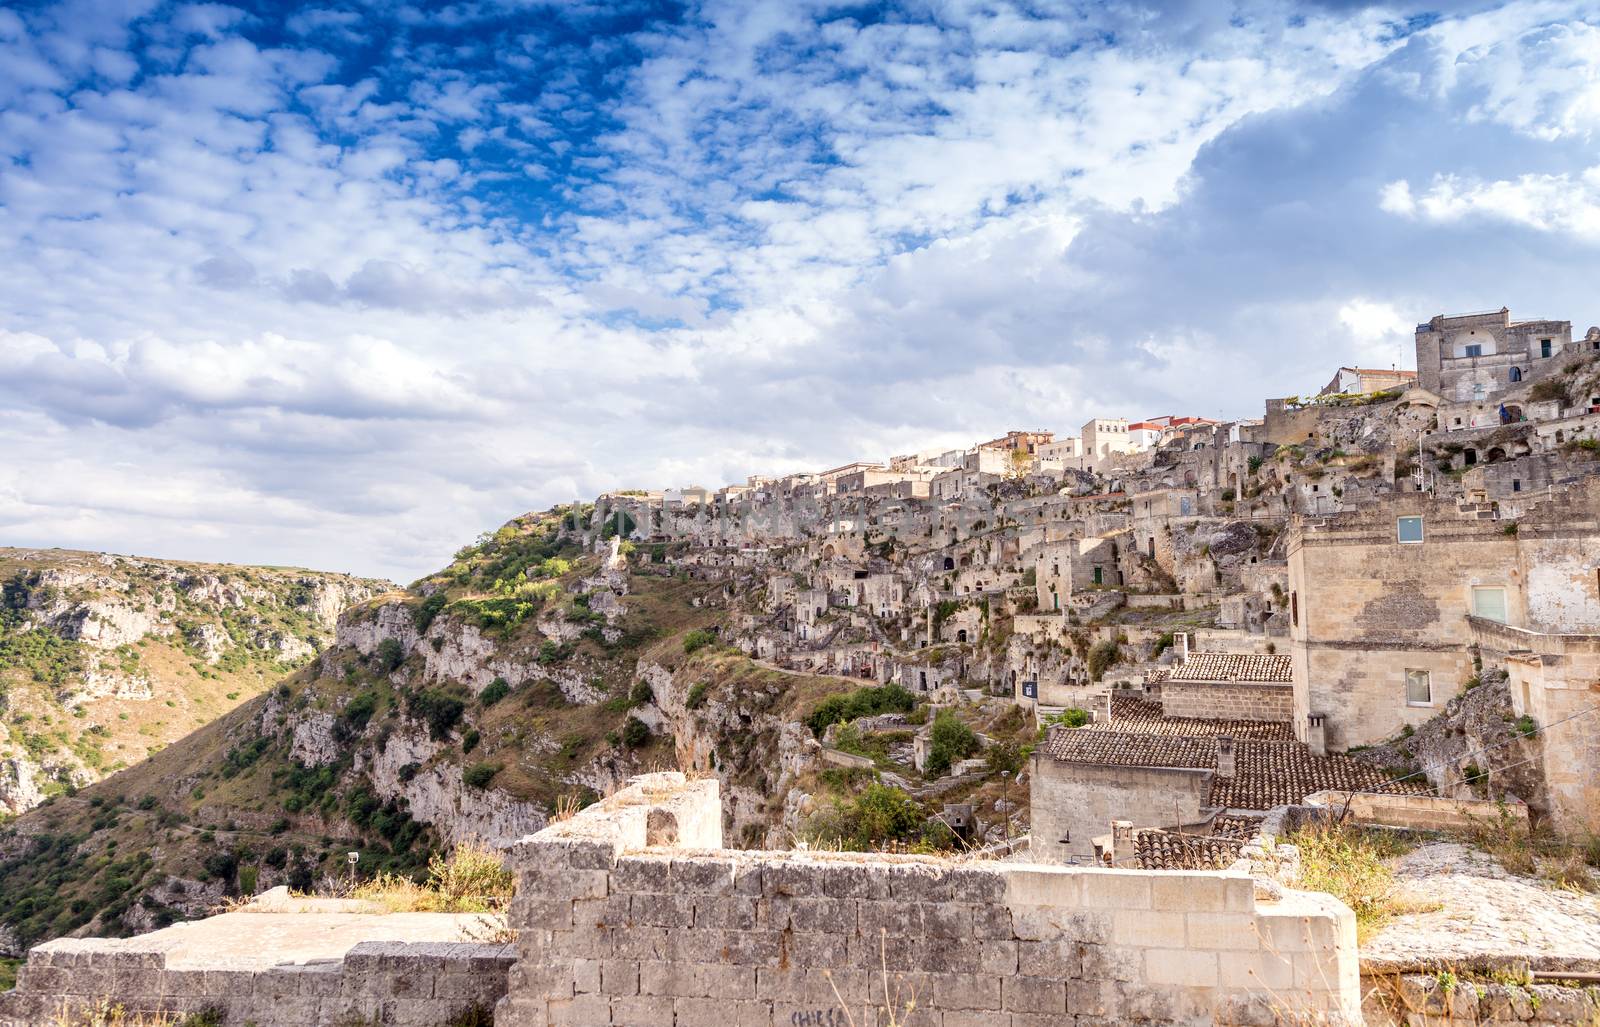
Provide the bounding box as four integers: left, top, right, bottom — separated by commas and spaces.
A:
496, 773, 1362, 1027
0, 937, 513, 1027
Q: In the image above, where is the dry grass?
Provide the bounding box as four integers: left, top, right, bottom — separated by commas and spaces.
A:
1292, 824, 1436, 943
349, 840, 514, 914
49, 1000, 221, 1026
1457, 808, 1600, 893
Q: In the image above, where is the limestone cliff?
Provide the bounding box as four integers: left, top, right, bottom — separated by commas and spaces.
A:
0, 547, 390, 816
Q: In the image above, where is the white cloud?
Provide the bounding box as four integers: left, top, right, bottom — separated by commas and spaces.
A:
1379, 166, 1600, 236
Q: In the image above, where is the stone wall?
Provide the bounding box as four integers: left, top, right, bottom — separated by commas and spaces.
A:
1301, 789, 1530, 832
1028, 759, 1212, 862
0, 940, 513, 1027
496, 772, 1360, 1026
1160, 681, 1293, 723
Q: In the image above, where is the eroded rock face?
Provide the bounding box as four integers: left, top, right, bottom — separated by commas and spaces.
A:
358, 725, 547, 847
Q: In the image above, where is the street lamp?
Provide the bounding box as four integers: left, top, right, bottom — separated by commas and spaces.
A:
1000, 771, 1012, 846
346, 851, 360, 893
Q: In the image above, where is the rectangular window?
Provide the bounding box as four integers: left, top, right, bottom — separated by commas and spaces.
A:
1472, 587, 1508, 623
1291, 591, 1298, 627
1465, 344, 1483, 357
1397, 516, 1424, 544
1512, 479, 1522, 492
1540, 339, 1553, 358
1405, 669, 1432, 706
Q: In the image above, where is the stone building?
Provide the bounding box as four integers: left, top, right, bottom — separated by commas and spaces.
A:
1286, 478, 1600, 752
1414, 308, 1574, 405
1319, 366, 1416, 396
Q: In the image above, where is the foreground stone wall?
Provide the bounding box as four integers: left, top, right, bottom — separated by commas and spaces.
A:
496, 772, 1361, 1026
0, 939, 513, 1027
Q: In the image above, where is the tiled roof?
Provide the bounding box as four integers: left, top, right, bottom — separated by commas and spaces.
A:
1210, 743, 1416, 811
1133, 830, 1243, 871
1044, 730, 1213, 769
1086, 696, 1294, 741
1168, 652, 1293, 684
1043, 729, 1429, 812
1212, 814, 1265, 840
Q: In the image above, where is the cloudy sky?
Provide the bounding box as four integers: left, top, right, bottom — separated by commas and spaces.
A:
3, 0, 1599, 582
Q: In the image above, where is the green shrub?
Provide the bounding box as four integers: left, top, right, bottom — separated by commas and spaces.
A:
803, 783, 928, 851
479, 678, 510, 706
413, 590, 447, 633
375, 638, 405, 673
461, 729, 480, 754
629, 681, 654, 706
686, 682, 712, 710
621, 717, 651, 748
1087, 640, 1121, 681
463, 763, 498, 789
682, 629, 715, 655
925, 710, 979, 777
408, 690, 466, 740
1516, 715, 1538, 738
804, 683, 915, 737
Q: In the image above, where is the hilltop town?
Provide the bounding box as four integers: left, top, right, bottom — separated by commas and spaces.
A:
2, 306, 1599, 1026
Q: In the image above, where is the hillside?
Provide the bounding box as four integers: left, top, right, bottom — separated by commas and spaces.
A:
0, 548, 391, 815
0, 511, 964, 953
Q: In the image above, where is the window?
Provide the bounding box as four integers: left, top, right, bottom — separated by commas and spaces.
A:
1093, 567, 1103, 585
1290, 591, 1298, 627
1397, 516, 1424, 544
1540, 339, 1553, 358
1465, 344, 1483, 358
1405, 669, 1432, 706
1512, 479, 1522, 493
1472, 586, 1508, 623
1509, 367, 1522, 383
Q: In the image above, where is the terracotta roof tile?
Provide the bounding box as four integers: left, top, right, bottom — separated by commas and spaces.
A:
1133, 830, 1243, 871
1087, 696, 1293, 741
1043, 729, 1428, 812
1168, 652, 1293, 684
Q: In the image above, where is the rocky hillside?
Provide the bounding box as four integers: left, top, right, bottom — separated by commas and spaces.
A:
0, 512, 950, 953
0, 548, 391, 815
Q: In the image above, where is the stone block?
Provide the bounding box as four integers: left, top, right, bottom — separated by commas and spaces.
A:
631, 892, 696, 928
766, 896, 854, 933
611, 926, 669, 961
1186, 912, 1261, 950
764, 862, 820, 898
1110, 909, 1187, 948
612, 856, 671, 892
669, 857, 738, 894
1077, 943, 1139, 983
1067, 979, 1116, 1016
930, 973, 1001, 1011
1144, 948, 1219, 988
885, 865, 952, 902
1076, 871, 1153, 911
819, 863, 891, 900
610, 993, 676, 1027
857, 900, 922, 937
784, 932, 851, 969
942, 1011, 1012, 1027
1001, 976, 1065, 1014
698, 896, 759, 930
970, 904, 1014, 940
1149, 873, 1232, 913
1016, 939, 1080, 979
601, 960, 639, 997
698, 963, 757, 999
1218, 950, 1294, 991
1003, 867, 1082, 909
638, 960, 700, 998
675, 996, 772, 1026
946, 866, 1007, 904
919, 903, 972, 939
574, 894, 632, 928
548, 992, 612, 1026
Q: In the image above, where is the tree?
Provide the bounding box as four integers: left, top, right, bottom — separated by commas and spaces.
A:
925, 710, 979, 777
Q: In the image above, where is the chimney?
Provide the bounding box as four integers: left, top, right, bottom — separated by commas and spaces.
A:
1177, 631, 1190, 663
1111, 820, 1135, 864
1216, 736, 1236, 780
1103, 691, 1114, 725
1307, 714, 1327, 758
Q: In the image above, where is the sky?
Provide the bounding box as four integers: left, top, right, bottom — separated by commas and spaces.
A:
3, 0, 1600, 583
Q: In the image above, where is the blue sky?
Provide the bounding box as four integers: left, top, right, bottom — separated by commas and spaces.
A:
3, 0, 1600, 582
